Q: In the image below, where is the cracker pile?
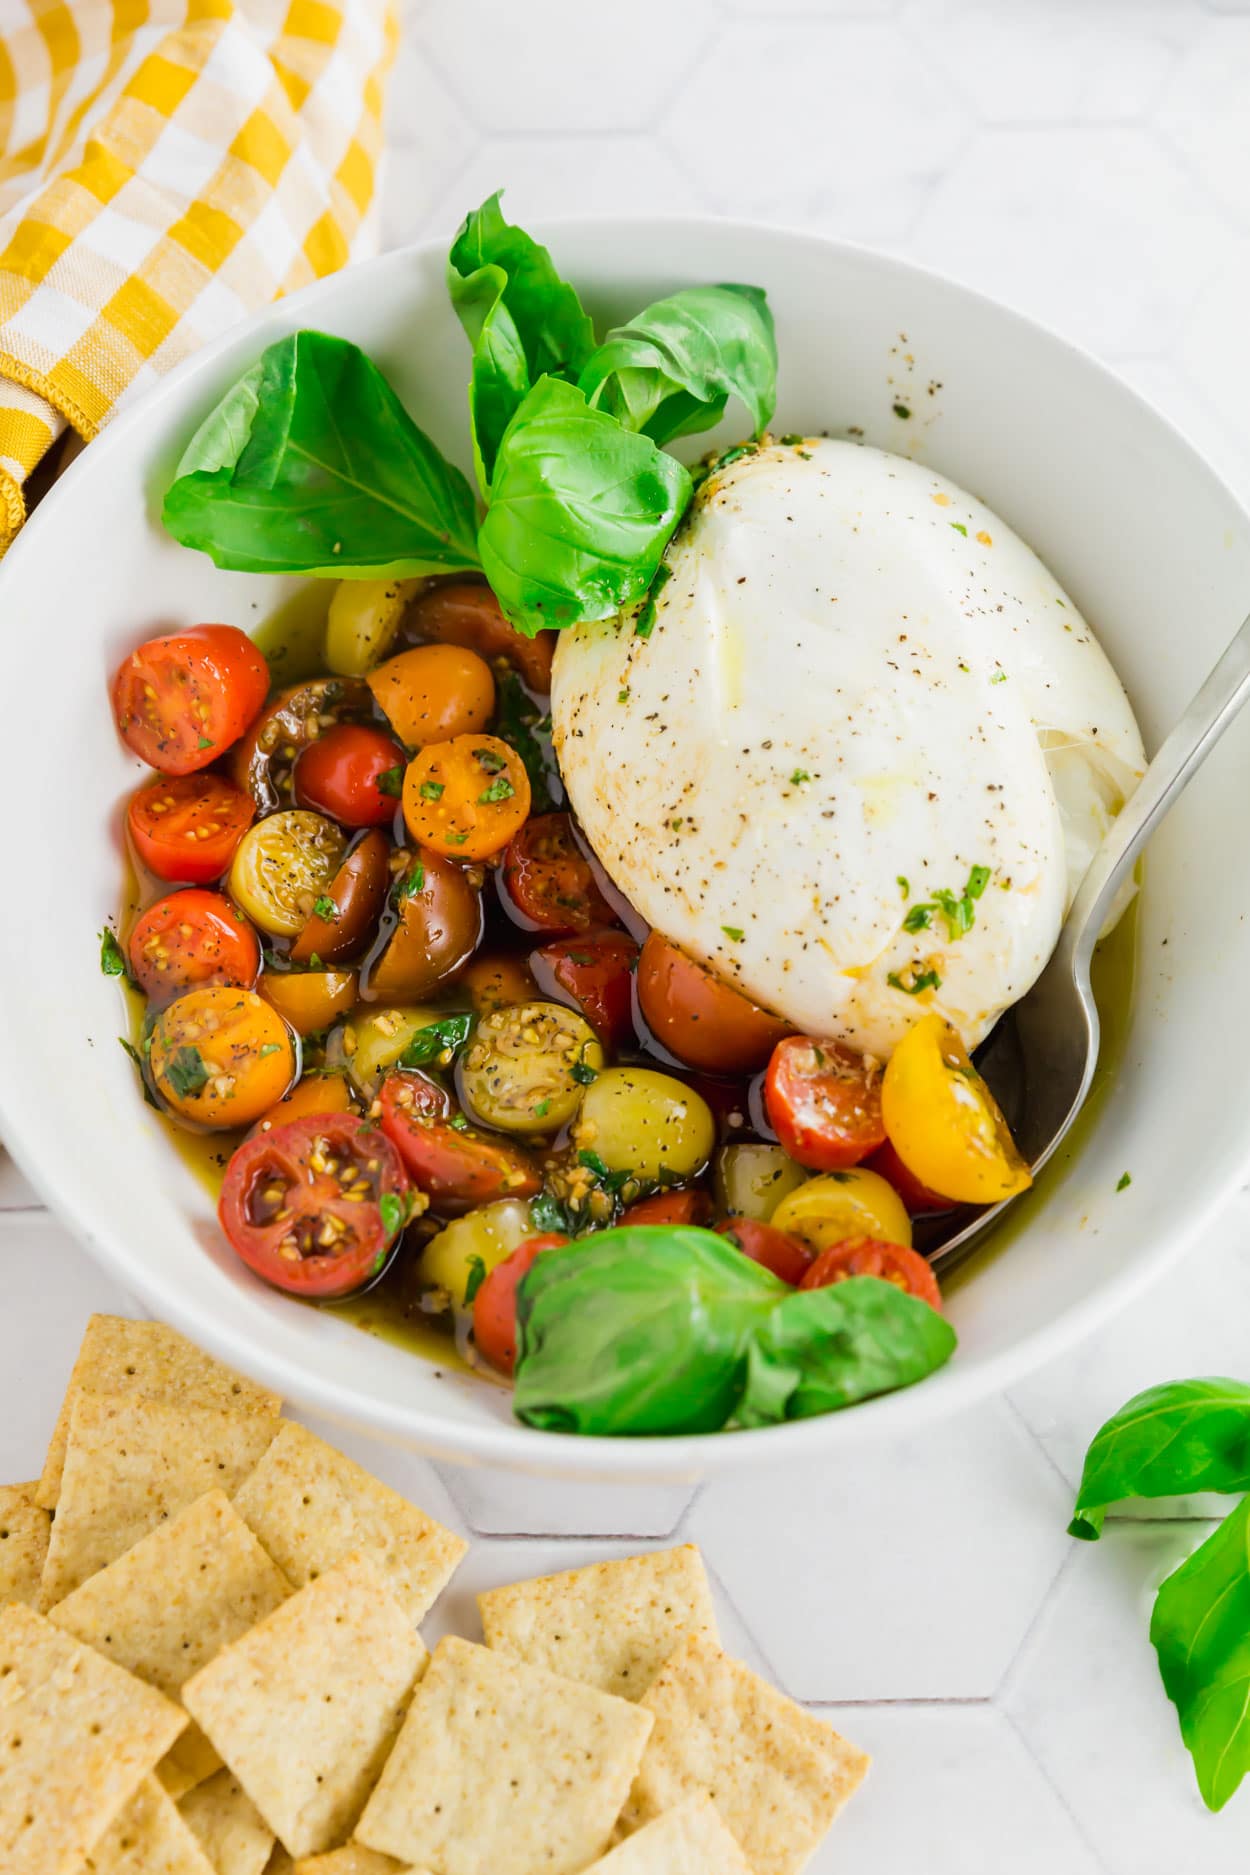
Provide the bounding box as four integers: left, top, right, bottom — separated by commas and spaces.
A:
0, 1315, 869, 1874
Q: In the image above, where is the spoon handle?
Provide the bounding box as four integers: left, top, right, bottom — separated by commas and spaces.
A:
1061, 606, 1250, 975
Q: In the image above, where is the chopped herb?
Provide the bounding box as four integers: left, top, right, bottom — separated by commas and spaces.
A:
493, 668, 556, 813
312, 895, 338, 922
893, 403, 911, 420
396, 861, 426, 899
990, 669, 1007, 684
166, 1045, 209, 1099
477, 775, 515, 804
571, 1057, 598, 1086
197, 735, 213, 750
780, 432, 804, 446
888, 967, 942, 996
531, 1189, 573, 1235
473, 746, 508, 774
378, 1191, 404, 1239
966, 864, 991, 900
618, 687, 631, 704
932, 887, 973, 939
950, 522, 967, 537
789, 769, 811, 786
721, 925, 745, 942
398, 1013, 473, 1068
419, 779, 445, 801
534, 1099, 552, 1119
578, 1147, 611, 1180
903, 904, 932, 932
118, 1038, 160, 1109
464, 1254, 488, 1305
449, 1113, 469, 1131
897, 875, 910, 898
258, 1043, 282, 1058
634, 561, 672, 640
704, 440, 758, 477
1117, 1172, 1132, 1193
309, 952, 323, 970
99, 927, 128, 979
376, 765, 404, 797
445, 829, 469, 845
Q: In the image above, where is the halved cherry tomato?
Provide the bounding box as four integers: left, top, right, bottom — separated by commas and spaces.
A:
128, 773, 255, 884
500, 813, 615, 935
258, 968, 357, 1036
248, 1070, 355, 1139
290, 829, 390, 966
231, 676, 373, 814
619, 1190, 713, 1228
402, 734, 530, 860
148, 986, 297, 1128
764, 1036, 885, 1171
865, 1139, 952, 1216
219, 1112, 410, 1299
293, 723, 406, 827
717, 1216, 813, 1286
368, 644, 495, 748
530, 929, 639, 1050
128, 890, 260, 1003
637, 932, 792, 1074
881, 1013, 1031, 1205
473, 1233, 568, 1376
406, 581, 555, 694
112, 624, 268, 774
378, 1071, 541, 1215
771, 1167, 913, 1253
799, 1237, 943, 1311
460, 951, 539, 1015
362, 847, 483, 1001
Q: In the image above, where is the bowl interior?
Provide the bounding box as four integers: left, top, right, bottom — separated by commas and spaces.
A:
2, 220, 1248, 1479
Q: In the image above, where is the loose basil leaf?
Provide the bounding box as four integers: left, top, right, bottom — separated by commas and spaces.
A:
99, 927, 129, 980
479, 377, 693, 637
163, 331, 481, 578
493, 668, 558, 812
1150, 1494, 1250, 1811
1069, 1379, 1250, 1541
579, 284, 776, 446
397, 1013, 474, 1068
736, 1278, 956, 1427
513, 1226, 785, 1436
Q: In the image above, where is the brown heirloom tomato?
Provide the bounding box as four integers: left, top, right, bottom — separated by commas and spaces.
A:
128, 890, 260, 1002
406, 581, 555, 694
231, 676, 374, 813
112, 624, 268, 774
529, 929, 639, 1050
501, 813, 615, 935
362, 847, 483, 1002
379, 1071, 541, 1215
637, 932, 792, 1075
290, 829, 390, 965
764, 1035, 885, 1171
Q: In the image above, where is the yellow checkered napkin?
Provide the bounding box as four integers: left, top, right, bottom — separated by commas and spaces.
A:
0, 0, 397, 547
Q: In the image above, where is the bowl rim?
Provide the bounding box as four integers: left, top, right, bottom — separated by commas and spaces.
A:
3, 212, 1249, 1476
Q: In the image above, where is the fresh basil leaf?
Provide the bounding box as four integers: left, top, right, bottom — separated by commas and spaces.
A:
736, 1278, 956, 1427
464, 1254, 488, 1307
513, 1226, 785, 1436
493, 667, 557, 811
166, 1045, 209, 1100
579, 284, 776, 446
398, 1013, 474, 1068
529, 1188, 573, 1236
446, 254, 530, 497
480, 377, 693, 636
1150, 1494, 1250, 1811
163, 331, 481, 579
378, 1190, 404, 1240
99, 927, 129, 979
1069, 1379, 1250, 1541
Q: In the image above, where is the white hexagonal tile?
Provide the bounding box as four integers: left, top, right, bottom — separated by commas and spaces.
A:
1004, 1524, 1250, 1874
660, 21, 969, 244
1159, 17, 1250, 226
379, 38, 479, 251
435, 1463, 696, 1540
908, 127, 1229, 357
422, 138, 707, 244
689, 1399, 1072, 1701
418, 0, 717, 134
0, 1146, 39, 1211
726, 0, 901, 15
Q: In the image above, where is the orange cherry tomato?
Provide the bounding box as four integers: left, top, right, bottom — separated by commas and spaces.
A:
402, 734, 530, 860
501, 813, 615, 935
716, 1216, 813, 1286
764, 1036, 885, 1171
127, 890, 260, 1004
249, 1070, 355, 1139
148, 986, 297, 1128
473, 1233, 568, 1376
618, 1190, 713, 1228
460, 951, 539, 1015
865, 1139, 952, 1216
290, 829, 390, 966
293, 723, 405, 827
258, 968, 358, 1036
112, 624, 268, 774
367, 644, 495, 748
530, 929, 639, 1050
378, 1072, 541, 1215
406, 581, 555, 694
127, 773, 255, 884
799, 1236, 943, 1310
637, 932, 792, 1074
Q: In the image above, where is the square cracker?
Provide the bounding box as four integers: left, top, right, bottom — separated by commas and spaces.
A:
623, 1634, 869, 1875
295, 1850, 422, 1874
0, 1602, 186, 1875
158, 1729, 229, 1803
265, 1853, 296, 1874
39, 1393, 281, 1609
179, 1769, 275, 1875
356, 1635, 653, 1875
84, 1776, 216, 1874
183, 1551, 427, 1861
581, 1794, 753, 1873
234, 1423, 465, 1626
479, 1545, 718, 1700
0, 1483, 51, 1608
38, 1316, 280, 1510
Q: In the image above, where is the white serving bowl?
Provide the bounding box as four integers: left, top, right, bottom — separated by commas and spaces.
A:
2, 220, 1248, 1481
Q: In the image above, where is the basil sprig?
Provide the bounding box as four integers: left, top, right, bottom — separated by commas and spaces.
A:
1070, 1378, 1250, 1540
513, 1227, 954, 1436
397, 1013, 474, 1069
579, 284, 776, 445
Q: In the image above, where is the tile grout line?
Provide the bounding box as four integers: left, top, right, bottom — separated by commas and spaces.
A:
997, 1700, 1111, 1875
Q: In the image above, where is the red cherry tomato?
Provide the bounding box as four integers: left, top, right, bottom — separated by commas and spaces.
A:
473, 1233, 568, 1376
501, 813, 616, 935
530, 929, 639, 1050
799, 1237, 942, 1310
764, 1036, 885, 1171
636, 932, 792, 1074
128, 890, 260, 1003
716, 1216, 813, 1286
378, 1072, 541, 1216
127, 773, 256, 883
112, 625, 269, 774
619, 1190, 713, 1228
293, 723, 406, 828
865, 1139, 952, 1216
218, 1113, 410, 1299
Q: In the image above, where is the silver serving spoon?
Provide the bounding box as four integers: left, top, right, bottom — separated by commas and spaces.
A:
928, 609, 1250, 1270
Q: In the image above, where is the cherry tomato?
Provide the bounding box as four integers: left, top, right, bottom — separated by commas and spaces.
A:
362, 847, 484, 1001
128, 890, 260, 1003
219, 1112, 410, 1299
368, 644, 495, 748
637, 932, 792, 1074
148, 986, 297, 1128
290, 829, 390, 966
231, 676, 374, 814
406, 581, 555, 694
771, 1167, 913, 1253
112, 624, 268, 775
764, 1036, 885, 1171
460, 951, 539, 1016
293, 723, 406, 827
473, 1233, 567, 1376
402, 734, 531, 860
865, 1139, 952, 1216
881, 1013, 1031, 1205
501, 813, 615, 935
799, 1237, 943, 1311
717, 1216, 813, 1286
378, 1072, 541, 1215
530, 929, 639, 1050
619, 1190, 713, 1228
249, 1071, 355, 1139
259, 968, 357, 1036
127, 773, 255, 884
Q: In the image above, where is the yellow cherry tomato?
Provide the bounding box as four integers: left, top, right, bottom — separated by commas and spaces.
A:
258, 968, 358, 1036
771, 1167, 913, 1252
325, 577, 423, 676
149, 987, 297, 1128
881, 1012, 1031, 1205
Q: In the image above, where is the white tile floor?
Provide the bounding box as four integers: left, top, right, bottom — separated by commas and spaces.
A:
5, 3, 1250, 1867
